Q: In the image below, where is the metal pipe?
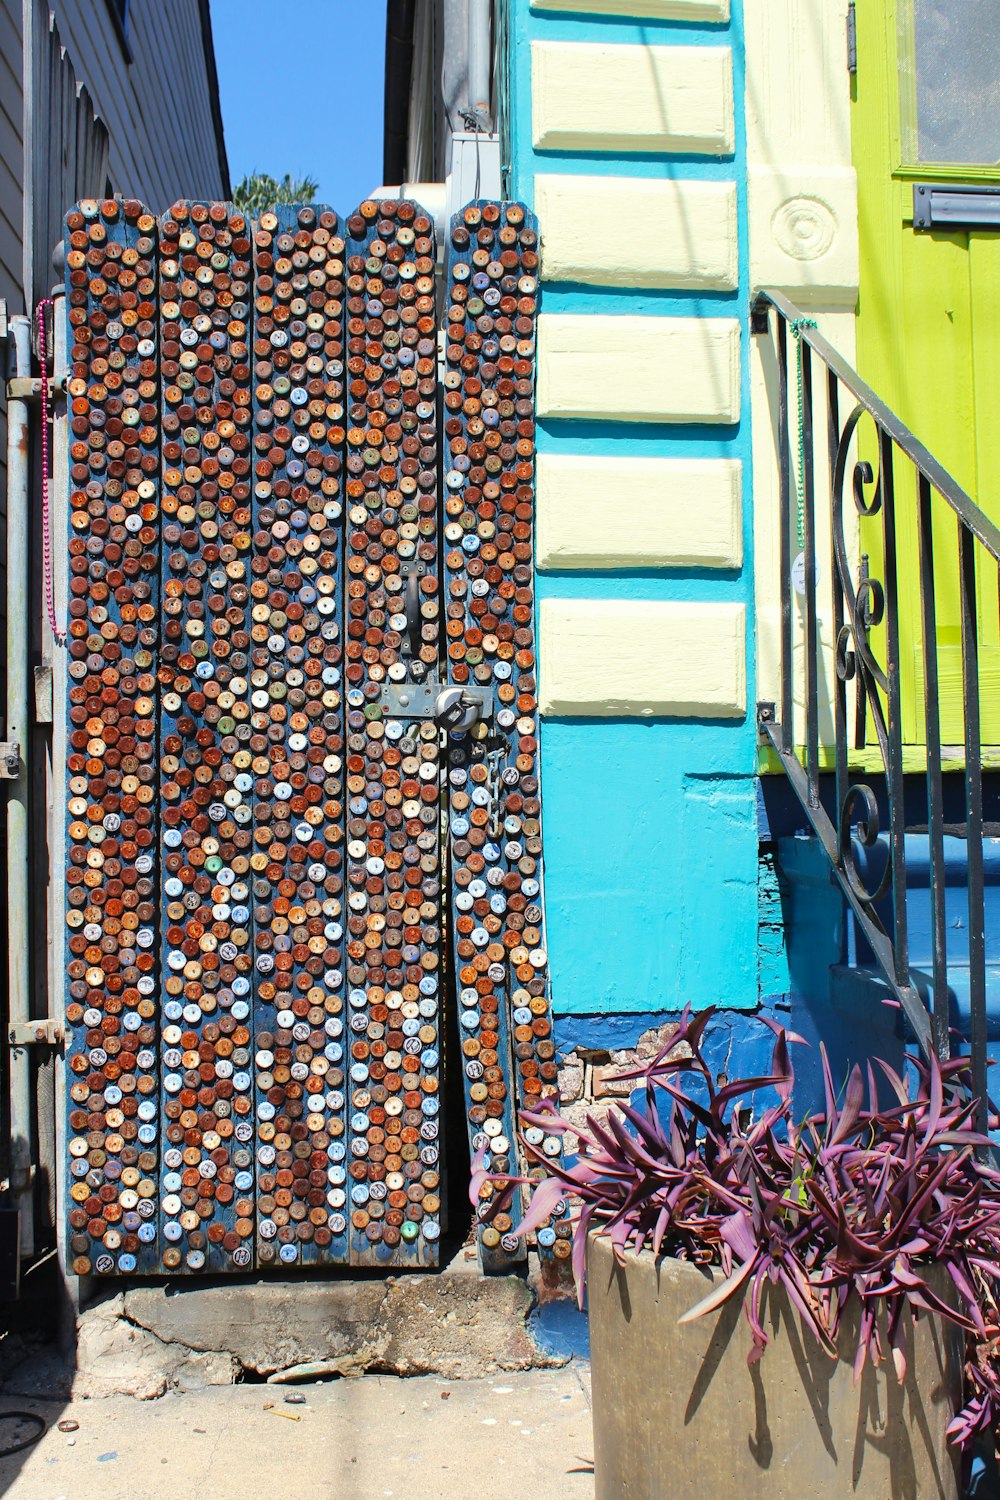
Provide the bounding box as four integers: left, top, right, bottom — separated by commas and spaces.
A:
383, 0, 417, 184
6, 312, 33, 1258
48, 289, 79, 1324
467, 0, 492, 128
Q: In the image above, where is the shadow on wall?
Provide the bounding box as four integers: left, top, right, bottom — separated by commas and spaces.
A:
773, 831, 911, 1116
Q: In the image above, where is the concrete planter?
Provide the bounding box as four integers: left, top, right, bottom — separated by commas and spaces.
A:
587, 1234, 963, 1500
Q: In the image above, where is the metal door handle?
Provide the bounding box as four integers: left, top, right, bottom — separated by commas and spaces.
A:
404, 571, 421, 656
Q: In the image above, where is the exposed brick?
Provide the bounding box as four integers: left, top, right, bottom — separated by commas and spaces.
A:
637, 1022, 681, 1054
557, 1054, 585, 1103
561, 1096, 618, 1156
592, 1065, 636, 1100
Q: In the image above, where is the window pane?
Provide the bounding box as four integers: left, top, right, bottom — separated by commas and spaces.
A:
906, 0, 1000, 166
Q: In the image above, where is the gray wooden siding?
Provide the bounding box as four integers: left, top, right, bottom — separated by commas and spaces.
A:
0, 0, 227, 720
0, 0, 22, 638
0, 0, 23, 312
51, 0, 227, 211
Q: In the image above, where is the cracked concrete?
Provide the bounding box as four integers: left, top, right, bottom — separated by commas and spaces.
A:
56, 1250, 570, 1398
74, 1293, 240, 1399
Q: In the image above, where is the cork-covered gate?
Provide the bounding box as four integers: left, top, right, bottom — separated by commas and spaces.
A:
60, 195, 567, 1278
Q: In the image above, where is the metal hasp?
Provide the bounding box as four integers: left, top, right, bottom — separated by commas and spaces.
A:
913, 183, 1000, 231
6, 374, 66, 400
0, 742, 20, 778
380, 682, 493, 731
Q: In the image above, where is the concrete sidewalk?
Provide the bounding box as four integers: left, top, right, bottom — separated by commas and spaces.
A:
0, 1366, 595, 1500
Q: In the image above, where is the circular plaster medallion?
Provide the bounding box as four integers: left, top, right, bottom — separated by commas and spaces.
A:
772, 196, 836, 261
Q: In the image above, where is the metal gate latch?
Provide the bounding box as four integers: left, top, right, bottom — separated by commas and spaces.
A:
0, 741, 20, 778
379, 682, 493, 731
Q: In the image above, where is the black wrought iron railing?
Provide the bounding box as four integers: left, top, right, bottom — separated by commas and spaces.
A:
752, 288, 1000, 1133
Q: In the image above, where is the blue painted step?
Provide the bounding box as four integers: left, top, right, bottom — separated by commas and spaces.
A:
775, 833, 1000, 1116
848, 832, 1000, 971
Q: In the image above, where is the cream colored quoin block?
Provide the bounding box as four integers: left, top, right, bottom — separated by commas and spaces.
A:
531, 40, 734, 156
535, 175, 737, 291
748, 166, 859, 303
536, 454, 742, 569
537, 314, 741, 425
540, 599, 746, 717
533, 0, 728, 17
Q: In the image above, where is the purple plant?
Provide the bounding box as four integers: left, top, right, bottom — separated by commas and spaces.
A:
472, 1006, 1000, 1448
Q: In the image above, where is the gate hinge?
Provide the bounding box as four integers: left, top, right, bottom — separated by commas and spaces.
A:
0, 741, 20, 778
846, 2, 857, 75
8, 1020, 63, 1048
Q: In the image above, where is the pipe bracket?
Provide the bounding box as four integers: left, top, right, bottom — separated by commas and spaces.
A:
8, 1020, 62, 1048
6, 373, 66, 400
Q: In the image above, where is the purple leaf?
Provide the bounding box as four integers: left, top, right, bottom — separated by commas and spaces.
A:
830, 1065, 865, 1145
473, 1005, 1000, 1456
511, 1174, 566, 1241
468, 1144, 490, 1207
678, 1255, 756, 1324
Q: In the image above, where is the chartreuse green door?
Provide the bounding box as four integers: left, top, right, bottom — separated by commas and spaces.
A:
851, 0, 1000, 745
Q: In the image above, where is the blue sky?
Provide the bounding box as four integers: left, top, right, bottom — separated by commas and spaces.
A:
209, 0, 387, 212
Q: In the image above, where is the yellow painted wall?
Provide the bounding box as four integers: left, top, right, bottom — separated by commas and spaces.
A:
852, 0, 1000, 744
531, 0, 728, 18
539, 600, 747, 718
536, 174, 738, 291
745, 0, 860, 759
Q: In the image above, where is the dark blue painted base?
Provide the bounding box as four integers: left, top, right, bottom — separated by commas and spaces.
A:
555, 1008, 783, 1083
530, 1298, 591, 1362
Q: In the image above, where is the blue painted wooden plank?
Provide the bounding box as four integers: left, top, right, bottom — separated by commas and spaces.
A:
248, 203, 351, 1269
63, 197, 163, 1277
156, 201, 257, 1273
341, 196, 444, 1269
442, 202, 570, 1278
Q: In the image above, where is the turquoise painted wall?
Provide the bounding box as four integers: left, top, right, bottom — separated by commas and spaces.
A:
509, 1, 760, 1014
